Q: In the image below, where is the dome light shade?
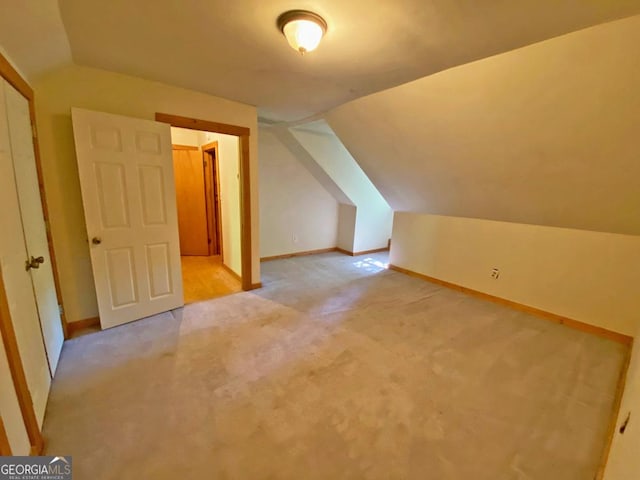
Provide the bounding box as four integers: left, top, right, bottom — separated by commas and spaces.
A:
278, 11, 327, 55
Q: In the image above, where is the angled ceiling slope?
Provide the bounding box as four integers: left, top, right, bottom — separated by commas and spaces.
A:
326, 15, 640, 236
58, 0, 640, 121
0, 0, 72, 81
268, 126, 354, 206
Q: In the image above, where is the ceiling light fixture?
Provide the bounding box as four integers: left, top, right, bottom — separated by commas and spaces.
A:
277, 10, 327, 55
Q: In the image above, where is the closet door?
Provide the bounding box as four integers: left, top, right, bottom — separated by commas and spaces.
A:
173, 146, 209, 256
4, 81, 64, 374
0, 333, 30, 455
0, 78, 50, 426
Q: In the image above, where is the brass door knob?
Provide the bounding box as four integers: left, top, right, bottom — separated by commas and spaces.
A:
92, 237, 102, 245
25, 256, 45, 271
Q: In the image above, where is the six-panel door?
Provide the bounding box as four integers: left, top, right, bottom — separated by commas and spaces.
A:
72, 108, 183, 329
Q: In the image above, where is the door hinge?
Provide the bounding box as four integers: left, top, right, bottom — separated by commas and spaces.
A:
32, 125, 37, 139
58, 304, 64, 315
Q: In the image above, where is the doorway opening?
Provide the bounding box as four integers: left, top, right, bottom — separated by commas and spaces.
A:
170, 126, 242, 304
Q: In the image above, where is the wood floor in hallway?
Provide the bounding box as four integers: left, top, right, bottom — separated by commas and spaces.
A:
42, 252, 626, 479
181, 255, 241, 304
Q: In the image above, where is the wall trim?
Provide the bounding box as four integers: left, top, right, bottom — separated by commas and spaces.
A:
0, 54, 33, 100
156, 112, 250, 137
262, 247, 391, 262
0, 416, 11, 455
336, 247, 390, 257
221, 263, 241, 281
388, 264, 632, 345
29, 443, 44, 456
67, 316, 100, 338
0, 51, 68, 338
261, 247, 338, 262
156, 113, 254, 291
596, 349, 632, 479
201, 142, 223, 257
250, 282, 262, 290
0, 267, 44, 454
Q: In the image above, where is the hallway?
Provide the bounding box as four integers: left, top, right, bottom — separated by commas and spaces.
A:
181, 256, 241, 304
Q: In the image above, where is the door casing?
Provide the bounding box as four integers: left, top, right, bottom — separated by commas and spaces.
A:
0, 50, 58, 456
0, 53, 68, 339
202, 141, 222, 257
155, 113, 255, 291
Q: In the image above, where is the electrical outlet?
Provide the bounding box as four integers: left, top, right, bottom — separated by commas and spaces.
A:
292, 234, 299, 244
491, 268, 500, 279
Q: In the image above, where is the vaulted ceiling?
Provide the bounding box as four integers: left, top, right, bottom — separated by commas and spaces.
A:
327, 15, 640, 235
4, 1, 640, 121
0, 1, 71, 78
2, 2, 640, 235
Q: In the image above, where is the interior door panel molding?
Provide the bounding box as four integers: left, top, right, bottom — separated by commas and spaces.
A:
73, 108, 184, 329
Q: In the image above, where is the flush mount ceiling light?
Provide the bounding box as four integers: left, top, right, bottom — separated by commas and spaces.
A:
277, 10, 327, 55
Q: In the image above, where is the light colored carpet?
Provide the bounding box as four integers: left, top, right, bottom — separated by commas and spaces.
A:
43, 252, 626, 479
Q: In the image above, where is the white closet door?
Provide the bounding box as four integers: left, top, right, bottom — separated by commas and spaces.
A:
4, 82, 64, 374
0, 336, 30, 455
72, 108, 183, 329
0, 79, 50, 427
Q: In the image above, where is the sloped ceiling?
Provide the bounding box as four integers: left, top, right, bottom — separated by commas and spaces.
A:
326, 15, 640, 235
267, 126, 354, 205
2, 2, 639, 236
0, 0, 71, 81
57, 0, 640, 121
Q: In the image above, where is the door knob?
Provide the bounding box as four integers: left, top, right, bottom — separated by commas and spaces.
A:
25, 256, 45, 271
92, 237, 102, 245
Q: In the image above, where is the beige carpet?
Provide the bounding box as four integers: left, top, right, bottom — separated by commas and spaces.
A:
43, 252, 626, 479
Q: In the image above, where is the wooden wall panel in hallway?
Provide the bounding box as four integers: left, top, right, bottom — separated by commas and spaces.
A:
173, 146, 209, 256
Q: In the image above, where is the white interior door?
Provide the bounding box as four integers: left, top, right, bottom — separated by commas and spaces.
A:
0, 79, 50, 426
71, 108, 183, 329
0, 336, 30, 455
4, 82, 64, 374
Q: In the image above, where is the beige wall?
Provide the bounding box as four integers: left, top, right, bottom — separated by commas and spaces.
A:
259, 129, 338, 258
170, 126, 199, 146
605, 335, 640, 479
390, 212, 640, 336
34, 65, 259, 323
200, 131, 242, 276
337, 204, 357, 252
290, 128, 393, 252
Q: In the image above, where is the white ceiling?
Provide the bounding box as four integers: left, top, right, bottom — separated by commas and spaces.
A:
0, 0, 72, 81
51, 0, 640, 121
